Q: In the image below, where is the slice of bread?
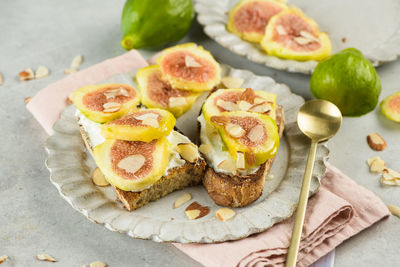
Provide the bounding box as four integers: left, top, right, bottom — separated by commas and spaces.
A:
78, 119, 206, 211
201, 106, 285, 207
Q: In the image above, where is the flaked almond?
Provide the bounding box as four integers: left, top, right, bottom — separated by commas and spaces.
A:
0, 255, 8, 264
237, 100, 252, 111
36, 254, 57, 262
19, 68, 34, 81
225, 123, 245, 138
169, 96, 187, 108
185, 55, 202, 68
134, 113, 159, 121
92, 167, 109, 187
367, 133, 386, 151
176, 143, 199, 163
120, 88, 129, 97
253, 97, 266, 105
89, 261, 107, 267
0, 73, 3, 85
249, 102, 271, 113
25, 96, 32, 104
294, 36, 313, 45
216, 208, 236, 222
216, 99, 238, 111
185, 201, 210, 220
141, 117, 159, 128
380, 169, 400, 186
276, 25, 287, 35
367, 156, 381, 166
117, 154, 145, 174
174, 192, 192, 209
103, 102, 121, 112
35, 65, 50, 79
103, 107, 120, 113
71, 54, 83, 69
221, 76, 244, 89
217, 159, 236, 174
199, 144, 212, 155
247, 124, 264, 143
300, 31, 319, 42
370, 158, 385, 173
64, 68, 77, 75
387, 204, 400, 218
383, 168, 400, 178
236, 151, 245, 170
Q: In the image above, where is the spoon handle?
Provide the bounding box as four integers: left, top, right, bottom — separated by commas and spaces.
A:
286, 140, 318, 267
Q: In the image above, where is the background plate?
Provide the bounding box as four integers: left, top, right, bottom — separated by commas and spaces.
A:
194, 0, 400, 74
45, 65, 329, 243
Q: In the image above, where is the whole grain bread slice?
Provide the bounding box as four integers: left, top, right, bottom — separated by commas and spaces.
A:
78, 120, 206, 211
201, 106, 285, 207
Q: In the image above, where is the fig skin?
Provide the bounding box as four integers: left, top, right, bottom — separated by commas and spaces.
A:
101, 108, 176, 142
227, 0, 287, 43
157, 43, 221, 92
261, 8, 331, 61
136, 65, 201, 117
380, 92, 400, 122
93, 137, 171, 192
72, 84, 141, 123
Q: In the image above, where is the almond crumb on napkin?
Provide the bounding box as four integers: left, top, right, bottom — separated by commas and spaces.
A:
174, 163, 390, 267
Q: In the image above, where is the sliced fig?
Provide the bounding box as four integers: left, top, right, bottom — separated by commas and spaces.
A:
157, 43, 221, 92
93, 137, 170, 191
210, 111, 279, 167
261, 8, 331, 61
380, 91, 400, 122
202, 88, 277, 122
136, 65, 201, 117
72, 84, 141, 123
227, 0, 287, 43
101, 108, 176, 142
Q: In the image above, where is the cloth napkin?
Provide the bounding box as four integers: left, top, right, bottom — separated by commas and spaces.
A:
27, 51, 390, 266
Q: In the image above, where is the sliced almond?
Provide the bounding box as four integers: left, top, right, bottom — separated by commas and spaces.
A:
367, 156, 382, 166
169, 96, 187, 108
294, 36, 313, 45
384, 168, 400, 178
71, 54, 83, 69
185, 55, 202, 68
253, 97, 266, 105
174, 192, 192, 209
221, 76, 244, 89
236, 151, 245, 170
89, 261, 107, 267
216, 99, 238, 111
185, 201, 210, 220
276, 25, 287, 35
199, 144, 212, 155
141, 117, 159, 128
176, 143, 199, 163
25, 96, 32, 104
103, 102, 120, 109
92, 167, 109, 187
0, 255, 8, 264
117, 154, 145, 174
36, 254, 57, 262
216, 208, 236, 222
387, 204, 400, 218
103, 107, 120, 113
300, 31, 319, 42
247, 124, 264, 143
35, 65, 50, 79
225, 123, 245, 138
237, 100, 253, 111
64, 68, 77, 75
134, 113, 159, 121
249, 102, 271, 113
370, 158, 386, 173
120, 88, 130, 97
217, 159, 236, 174
19, 68, 34, 81
367, 133, 386, 151
0, 73, 3, 85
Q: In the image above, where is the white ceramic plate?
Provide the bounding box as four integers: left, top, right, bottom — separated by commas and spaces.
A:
194, 0, 400, 74
45, 65, 329, 243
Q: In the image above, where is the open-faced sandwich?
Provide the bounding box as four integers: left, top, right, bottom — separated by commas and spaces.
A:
198, 88, 285, 207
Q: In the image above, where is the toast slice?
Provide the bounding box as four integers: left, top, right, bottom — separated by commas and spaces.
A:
201, 106, 284, 207
78, 119, 206, 211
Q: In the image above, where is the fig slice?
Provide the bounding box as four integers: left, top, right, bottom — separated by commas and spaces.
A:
202, 88, 277, 122
157, 43, 221, 92
136, 65, 201, 117
261, 8, 331, 61
380, 91, 400, 123
101, 108, 176, 142
210, 111, 280, 167
72, 84, 141, 123
93, 137, 170, 191
227, 0, 288, 43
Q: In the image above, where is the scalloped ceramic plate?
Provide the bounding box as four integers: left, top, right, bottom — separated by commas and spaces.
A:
45, 65, 329, 243
194, 0, 400, 74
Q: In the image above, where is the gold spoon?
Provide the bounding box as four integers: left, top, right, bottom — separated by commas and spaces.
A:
285, 99, 342, 267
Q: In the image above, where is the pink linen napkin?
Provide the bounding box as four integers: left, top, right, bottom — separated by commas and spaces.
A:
174, 163, 390, 267
26, 50, 148, 135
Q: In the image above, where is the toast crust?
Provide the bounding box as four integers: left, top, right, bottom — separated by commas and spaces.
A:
201, 106, 285, 207
78, 118, 206, 211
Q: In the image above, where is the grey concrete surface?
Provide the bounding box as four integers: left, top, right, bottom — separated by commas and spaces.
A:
0, 0, 399, 266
